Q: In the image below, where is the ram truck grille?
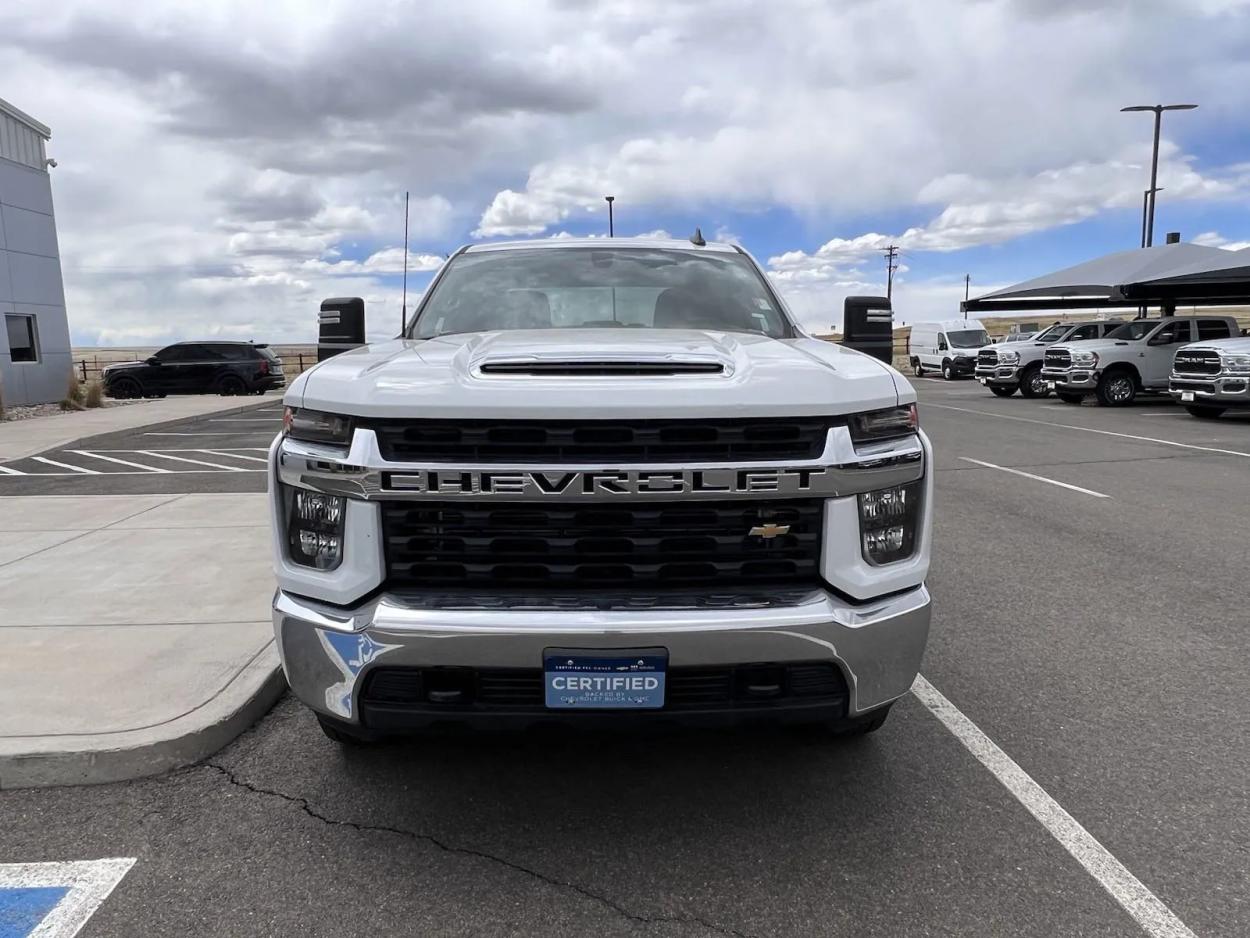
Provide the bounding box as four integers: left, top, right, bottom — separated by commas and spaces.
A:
380, 499, 824, 589
1044, 348, 1071, 368
364, 417, 832, 463
977, 350, 997, 366
1172, 350, 1222, 376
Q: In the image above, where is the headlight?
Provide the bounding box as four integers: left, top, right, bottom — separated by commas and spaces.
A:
858, 482, 922, 565
998, 350, 1019, 365
284, 408, 352, 445
1070, 350, 1098, 365
286, 488, 346, 569
1222, 353, 1250, 374
849, 404, 918, 443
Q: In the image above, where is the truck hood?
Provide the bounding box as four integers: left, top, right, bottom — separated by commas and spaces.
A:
1182, 336, 1250, 354
289, 329, 907, 419
1049, 338, 1141, 356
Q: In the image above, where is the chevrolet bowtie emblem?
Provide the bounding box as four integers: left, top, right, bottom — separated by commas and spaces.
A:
749, 522, 791, 539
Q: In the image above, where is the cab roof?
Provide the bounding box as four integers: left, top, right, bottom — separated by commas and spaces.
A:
463, 237, 741, 254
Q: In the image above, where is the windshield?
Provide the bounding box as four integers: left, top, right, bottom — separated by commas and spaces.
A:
947, 329, 990, 348
1105, 320, 1161, 341
410, 248, 793, 339
1034, 325, 1069, 342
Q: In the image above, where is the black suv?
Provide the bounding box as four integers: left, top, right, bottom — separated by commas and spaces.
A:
102, 342, 286, 398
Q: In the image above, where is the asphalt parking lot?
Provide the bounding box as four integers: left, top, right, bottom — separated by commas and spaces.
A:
2, 381, 1248, 937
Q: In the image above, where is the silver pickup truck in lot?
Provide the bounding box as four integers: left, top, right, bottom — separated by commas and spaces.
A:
974, 320, 1120, 398
1170, 335, 1250, 418
1040, 315, 1240, 406
269, 238, 934, 746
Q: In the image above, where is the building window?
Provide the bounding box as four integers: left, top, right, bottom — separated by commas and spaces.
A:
5, 315, 39, 363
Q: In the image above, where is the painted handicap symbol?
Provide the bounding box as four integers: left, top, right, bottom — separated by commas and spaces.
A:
0, 859, 134, 938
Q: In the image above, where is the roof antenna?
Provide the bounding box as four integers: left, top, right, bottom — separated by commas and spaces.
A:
690, 227, 706, 246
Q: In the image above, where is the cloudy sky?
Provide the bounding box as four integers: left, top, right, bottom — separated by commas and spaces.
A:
4, 0, 1250, 346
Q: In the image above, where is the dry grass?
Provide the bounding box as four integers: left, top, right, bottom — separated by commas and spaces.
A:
84, 380, 105, 408
60, 370, 86, 411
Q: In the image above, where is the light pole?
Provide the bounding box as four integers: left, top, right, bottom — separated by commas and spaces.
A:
1140, 187, 1163, 249
604, 195, 615, 237
1121, 104, 1198, 247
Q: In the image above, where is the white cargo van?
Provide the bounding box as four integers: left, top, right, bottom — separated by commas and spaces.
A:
909, 319, 990, 380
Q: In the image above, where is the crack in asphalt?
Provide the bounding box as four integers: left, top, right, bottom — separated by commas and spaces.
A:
201, 761, 756, 938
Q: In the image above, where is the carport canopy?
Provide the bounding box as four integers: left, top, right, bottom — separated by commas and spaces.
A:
962, 242, 1226, 313
1119, 245, 1250, 301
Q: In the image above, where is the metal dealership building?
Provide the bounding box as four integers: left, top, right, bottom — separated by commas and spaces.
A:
0, 95, 72, 406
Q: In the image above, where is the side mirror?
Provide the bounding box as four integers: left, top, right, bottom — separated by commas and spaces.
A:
1148, 333, 1173, 347
840, 296, 893, 363
319, 297, 366, 362
145, 357, 161, 365
938, 341, 948, 351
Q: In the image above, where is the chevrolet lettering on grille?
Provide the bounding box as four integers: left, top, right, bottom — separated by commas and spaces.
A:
382, 467, 837, 500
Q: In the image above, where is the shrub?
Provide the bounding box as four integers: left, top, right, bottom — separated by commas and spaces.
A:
60, 370, 86, 411
85, 380, 105, 408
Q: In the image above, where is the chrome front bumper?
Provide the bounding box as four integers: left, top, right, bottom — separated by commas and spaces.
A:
1169, 374, 1250, 406
1041, 366, 1097, 389
273, 584, 931, 726
975, 364, 1019, 384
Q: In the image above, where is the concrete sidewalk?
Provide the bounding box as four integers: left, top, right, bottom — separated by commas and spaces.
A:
0, 391, 285, 462
0, 493, 283, 788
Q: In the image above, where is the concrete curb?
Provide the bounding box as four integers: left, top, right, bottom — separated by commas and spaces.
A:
0, 644, 286, 790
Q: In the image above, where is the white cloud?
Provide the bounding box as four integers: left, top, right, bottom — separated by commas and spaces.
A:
1193, 231, 1250, 251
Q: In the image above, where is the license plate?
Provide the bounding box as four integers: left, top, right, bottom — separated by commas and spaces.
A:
1181, 391, 1195, 402
1046, 381, 1056, 390
979, 377, 987, 385
544, 648, 667, 709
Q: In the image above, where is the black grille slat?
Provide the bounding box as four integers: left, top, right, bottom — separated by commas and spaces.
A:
1173, 351, 1222, 376
364, 417, 832, 463
382, 499, 823, 589
977, 349, 997, 366
1044, 349, 1071, 368
361, 663, 847, 715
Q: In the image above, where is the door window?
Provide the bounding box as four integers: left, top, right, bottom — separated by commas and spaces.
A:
1197, 320, 1233, 341
1068, 325, 1099, 340
1151, 321, 1191, 345
5, 315, 39, 363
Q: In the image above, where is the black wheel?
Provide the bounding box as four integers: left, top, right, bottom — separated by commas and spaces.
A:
990, 385, 1016, 397
1057, 392, 1085, 405
316, 714, 381, 746
1185, 405, 1226, 419
912, 359, 925, 377
1018, 365, 1049, 399
217, 374, 247, 396
109, 376, 143, 399
942, 361, 954, 380
1095, 370, 1137, 407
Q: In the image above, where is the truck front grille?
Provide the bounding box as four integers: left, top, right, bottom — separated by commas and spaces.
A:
359, 662, 848, 715
380, 499, 824, 589
1044, 348, 1071, 368
1173, 350, 1222, 376
977, 349, 997, 366
364, 417, 832, 463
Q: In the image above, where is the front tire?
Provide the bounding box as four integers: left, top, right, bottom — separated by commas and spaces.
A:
1095, 370, 1137, 407
1018, 365, 1049, 399
1185, 405, 1226, 419
1057, 392, 1085, 405
217, 374, 247, 396
990, 385, 1016, 397
942, 361, 954, 381
109, 376, 143, 399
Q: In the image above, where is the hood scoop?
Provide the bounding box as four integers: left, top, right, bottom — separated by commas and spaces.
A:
479, 360, 725, 377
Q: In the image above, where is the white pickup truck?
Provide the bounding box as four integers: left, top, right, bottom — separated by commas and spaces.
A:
974, 320, 1121, 398
269, 238, 934, 746
1170, 334, 1250, 418
1040, 315, 1241, 406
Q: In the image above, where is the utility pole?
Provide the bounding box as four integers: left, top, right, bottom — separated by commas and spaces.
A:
604, 195, 615, 237
884, 245, 899, 300
401, 191, 410, 334
1120, 104, 1198, 247
963, 274, 970, 320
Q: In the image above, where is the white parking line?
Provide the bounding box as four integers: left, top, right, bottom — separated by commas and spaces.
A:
958, 457, 1110, 498
0, 464, 23, 475
913, 676, 1197, 938
196, 450, 269, 463
208, 417, 282, 423
32, 456, 100, 475
0, 858, 136, 938
71, 451, 171, 473
1139, 413, 1184, 417
144, 431, 272, 437
927, 403, 1250, 458
138, 451, 247, 471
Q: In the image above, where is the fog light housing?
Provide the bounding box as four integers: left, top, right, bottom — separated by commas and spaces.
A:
287, 489, 346, 569
858, 481, 922, 565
